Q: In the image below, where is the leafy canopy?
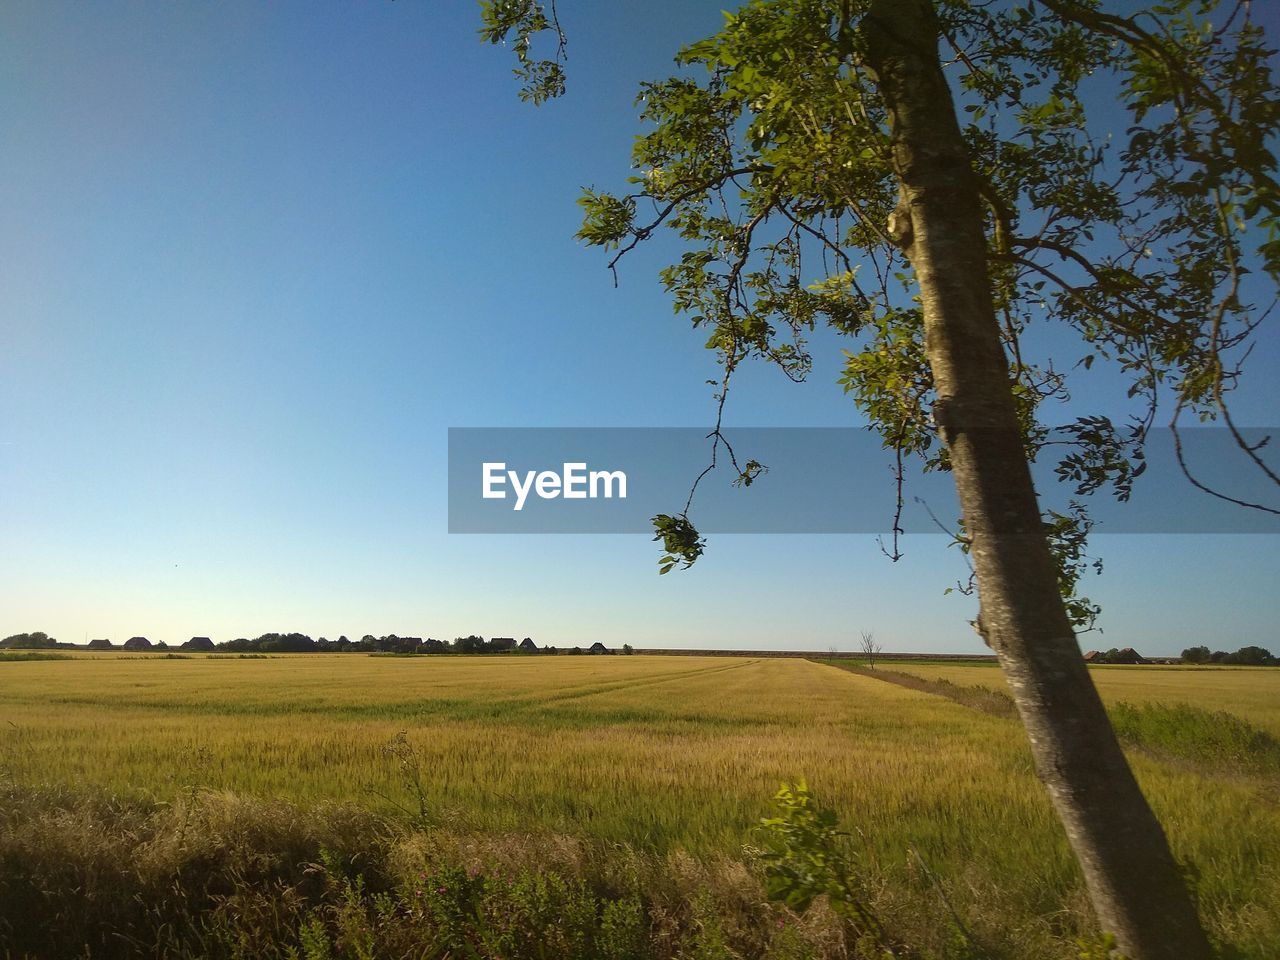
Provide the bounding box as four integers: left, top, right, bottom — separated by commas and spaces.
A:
483, 0, 1280, 627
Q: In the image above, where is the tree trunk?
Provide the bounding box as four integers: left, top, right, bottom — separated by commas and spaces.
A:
862, 3, 1213, 958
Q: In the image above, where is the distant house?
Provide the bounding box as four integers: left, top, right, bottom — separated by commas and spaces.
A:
490, 637, 517, 652
1086, 647, 1149, 665
86, 638, 114, 650
519, 637, 538, 653
122, 636, 153, 651
1111, 647, 1149, 665
181, 636, 215, 652
589, 642, 609, 655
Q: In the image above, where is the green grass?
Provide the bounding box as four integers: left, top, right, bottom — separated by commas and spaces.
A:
1, 654, 1278, 958
1108, 701, 1280, 776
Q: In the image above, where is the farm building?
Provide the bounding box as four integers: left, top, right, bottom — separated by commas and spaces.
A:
519, 637, 538, 652
86, 638, 114, 650
589, 642, 609, 655
490, 637, 517, 652
181, 636, 215, 652
122, 636, 153, 651
1110, 648, 1149, 665
1084, 648, 1149, 665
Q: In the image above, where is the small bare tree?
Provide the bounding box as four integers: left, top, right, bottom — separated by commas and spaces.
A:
859, 630, 881, 670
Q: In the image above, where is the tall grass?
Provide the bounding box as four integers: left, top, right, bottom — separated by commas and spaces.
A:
0, 783, 985, 960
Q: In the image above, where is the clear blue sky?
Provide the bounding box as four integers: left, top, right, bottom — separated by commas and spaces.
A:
2, 1, 1276, 654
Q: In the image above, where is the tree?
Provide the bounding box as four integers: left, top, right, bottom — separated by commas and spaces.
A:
453, 634, 487, 654
1225, 644, 1276, 666
483, 2, 1278, 957
1181, 645, 1212, 665
252, 632, 317, 653
0, 631, 57, 649
858, 629, 881, 669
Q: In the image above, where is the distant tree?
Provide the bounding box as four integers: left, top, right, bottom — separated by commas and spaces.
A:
622, 643, 634, 655
392, 635, 425, 654
452, 635, 486, 654
374, 634, 403, 653
858, 630, 882, 670
1224, 645, 1276, 666
1181, 646, 1212, 665
0, 632, 56, 649
228, 632, 319, 653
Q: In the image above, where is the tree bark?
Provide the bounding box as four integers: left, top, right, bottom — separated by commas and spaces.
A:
862, 3, 1213, 958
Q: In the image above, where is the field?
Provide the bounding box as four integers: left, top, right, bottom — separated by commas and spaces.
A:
2, 653, 1278, 959
874, 659, 1280, 734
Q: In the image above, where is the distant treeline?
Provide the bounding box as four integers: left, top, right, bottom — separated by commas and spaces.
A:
1180, 645, 1278, 666
0, 631, 631, 656
4, 630, 1272, 664
217, 634, 628, 656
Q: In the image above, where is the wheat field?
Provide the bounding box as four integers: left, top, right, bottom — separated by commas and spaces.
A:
2, 653, 1278, 955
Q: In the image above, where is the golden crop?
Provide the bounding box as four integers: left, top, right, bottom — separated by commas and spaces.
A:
1, 654, 1277, 955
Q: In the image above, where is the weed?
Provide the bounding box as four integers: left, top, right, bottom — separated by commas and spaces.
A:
753, 780, 888, 952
